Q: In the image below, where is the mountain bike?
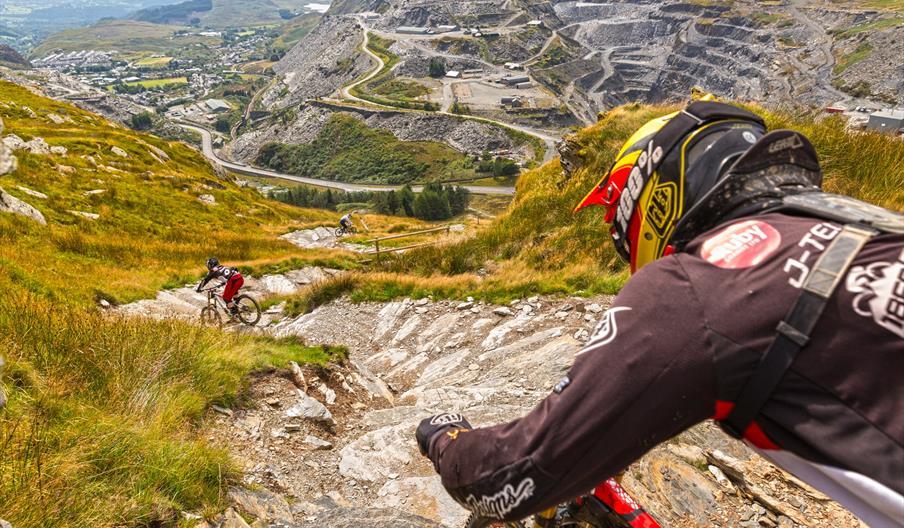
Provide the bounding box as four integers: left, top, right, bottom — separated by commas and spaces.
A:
334, 223, 357, 237
465, 478, 660, 528
199, 285, 261, 326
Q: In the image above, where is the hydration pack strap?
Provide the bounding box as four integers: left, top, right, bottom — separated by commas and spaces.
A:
721, 224, 877, 438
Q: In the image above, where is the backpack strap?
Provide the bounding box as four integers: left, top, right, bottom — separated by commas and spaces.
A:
720, 224, 877, 438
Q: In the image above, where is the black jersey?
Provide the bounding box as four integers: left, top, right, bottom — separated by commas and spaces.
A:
426, 213, 904, 526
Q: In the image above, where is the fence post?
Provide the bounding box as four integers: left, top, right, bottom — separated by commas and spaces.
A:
375, 240, 381, 261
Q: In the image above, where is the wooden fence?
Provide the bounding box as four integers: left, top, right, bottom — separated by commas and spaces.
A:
367, 224, 454, 260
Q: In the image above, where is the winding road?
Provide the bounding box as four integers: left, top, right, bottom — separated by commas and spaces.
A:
181, 123, 516, 196
343, 20, 561, 163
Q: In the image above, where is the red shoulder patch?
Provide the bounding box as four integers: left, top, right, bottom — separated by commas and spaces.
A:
700, 220, 781, 269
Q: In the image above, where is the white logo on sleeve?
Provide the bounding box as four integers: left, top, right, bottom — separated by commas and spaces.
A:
578, 307, 632, 355
845, 249, 904, 339
463, 478, 536, 519
430, 413, 463, 426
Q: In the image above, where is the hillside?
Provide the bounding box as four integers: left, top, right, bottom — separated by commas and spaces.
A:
268, 0, 903, 132
84, 101, 904, 528
130, 0, 214, 24
272, 12, 323, 53
0, 77, 466, 527
0, 44, 30, 69
29, 19, 221, 60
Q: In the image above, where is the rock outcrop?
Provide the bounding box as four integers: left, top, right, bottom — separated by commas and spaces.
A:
0, 187, 46, 225
0, 119, 16, 175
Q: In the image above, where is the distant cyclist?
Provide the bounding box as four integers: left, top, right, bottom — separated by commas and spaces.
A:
339, 212, 354, 232
416, 99, 904, 526
196, 257, 243, 315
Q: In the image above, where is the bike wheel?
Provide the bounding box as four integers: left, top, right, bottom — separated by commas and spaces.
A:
334, 227, 344, 237
234, 294, 261, 326
200, 306, 222, 327
464, 513, 525, 528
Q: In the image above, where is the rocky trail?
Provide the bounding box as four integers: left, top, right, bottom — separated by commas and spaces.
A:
118, 267, 864, 528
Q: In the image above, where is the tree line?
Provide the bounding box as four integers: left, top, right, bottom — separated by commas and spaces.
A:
270, 183, 469, 222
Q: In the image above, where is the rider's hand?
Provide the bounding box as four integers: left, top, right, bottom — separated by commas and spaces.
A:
416, 413, 472, 456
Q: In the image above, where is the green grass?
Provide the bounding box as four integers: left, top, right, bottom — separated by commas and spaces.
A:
749, 12, 787, 25
0, 292, 344, 527
125, 76, 189, 88
829, 0, 904, 12
833, 15, 904, 38
373, 79, 430, 99
0, 79, 338, 306
135, 56, 174, 68
256, 113, 475, 184
0, 79, 385, 527
535, 39, 571, 68
833, 42, 874, 74
351, 33, 438, 111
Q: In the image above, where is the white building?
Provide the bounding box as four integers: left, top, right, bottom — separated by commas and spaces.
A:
204, 99, 231, 113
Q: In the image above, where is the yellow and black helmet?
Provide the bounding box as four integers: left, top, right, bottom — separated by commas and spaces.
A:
576, 99, 773, 273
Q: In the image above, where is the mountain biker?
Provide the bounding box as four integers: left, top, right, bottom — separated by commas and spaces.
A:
339, 212, 354, 232
196, 257, 243, 315
415, 99, 904, 526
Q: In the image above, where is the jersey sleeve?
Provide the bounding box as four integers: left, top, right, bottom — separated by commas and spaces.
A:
427, 256, 717, 520
198, 270, 214, 288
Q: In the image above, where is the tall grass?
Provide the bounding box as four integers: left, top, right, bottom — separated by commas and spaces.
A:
0, 79, 351, 526
0, 291, 343, 527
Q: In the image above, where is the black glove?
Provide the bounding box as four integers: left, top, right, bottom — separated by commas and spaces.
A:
416, 413, 472, 456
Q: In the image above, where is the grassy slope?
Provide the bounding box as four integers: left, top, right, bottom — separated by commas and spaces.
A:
0, 81, 367, 527
197, 0, 288, 28
257, 113, 476, 184
30, 20, 221, 60
0, 80, 329, 305
289, 102, 904, 312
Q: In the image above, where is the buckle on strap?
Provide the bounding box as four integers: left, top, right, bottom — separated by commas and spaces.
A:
803, 224, 877, 298
776, 321, 808, 347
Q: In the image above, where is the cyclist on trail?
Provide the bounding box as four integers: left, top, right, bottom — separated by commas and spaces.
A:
339, 212, 354, 232
415, 99, 904, 526
196, 257, 243, 315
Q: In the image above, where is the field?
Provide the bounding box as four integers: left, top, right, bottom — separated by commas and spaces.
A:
30, 20, 221, 60
134, 56, 174, 68
240, 60, 277, 74
109, 76, 189, 90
